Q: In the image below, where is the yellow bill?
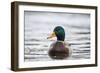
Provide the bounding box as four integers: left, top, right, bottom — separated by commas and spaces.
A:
47, 32, 56, 39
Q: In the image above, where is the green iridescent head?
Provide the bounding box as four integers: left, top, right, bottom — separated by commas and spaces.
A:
47, 26, 65, 41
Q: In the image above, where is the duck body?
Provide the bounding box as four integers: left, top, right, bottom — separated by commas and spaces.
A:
49, 41, 69, 59
47, 26, 71, 60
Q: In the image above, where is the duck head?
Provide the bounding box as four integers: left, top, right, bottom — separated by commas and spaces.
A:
47, 26, 65, 41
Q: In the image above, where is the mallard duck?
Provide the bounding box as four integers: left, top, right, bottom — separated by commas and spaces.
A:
47, 26, 71, 60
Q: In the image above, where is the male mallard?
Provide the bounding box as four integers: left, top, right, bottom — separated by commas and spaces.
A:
47, 26, 71, 60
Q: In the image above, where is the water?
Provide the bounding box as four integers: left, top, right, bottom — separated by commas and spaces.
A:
24, 11, 90, 61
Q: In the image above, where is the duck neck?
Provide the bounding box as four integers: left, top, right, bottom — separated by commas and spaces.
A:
57, 36, 65, 41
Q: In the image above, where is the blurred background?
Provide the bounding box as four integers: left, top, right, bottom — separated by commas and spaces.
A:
24, 11, 90, 61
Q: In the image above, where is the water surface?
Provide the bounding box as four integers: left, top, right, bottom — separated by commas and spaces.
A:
24, 11, 90, 61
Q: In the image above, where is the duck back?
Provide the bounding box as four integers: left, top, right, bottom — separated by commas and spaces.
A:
48, 41, 69, 59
